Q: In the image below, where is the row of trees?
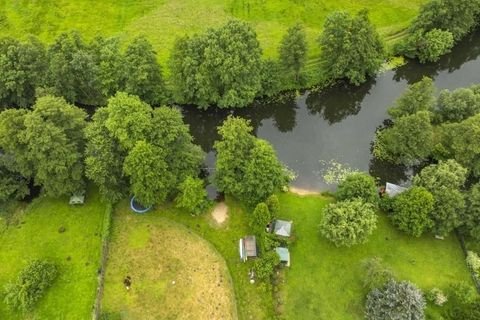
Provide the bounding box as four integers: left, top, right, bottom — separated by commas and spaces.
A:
0, 93, 289, 208
396, 0, 480, 62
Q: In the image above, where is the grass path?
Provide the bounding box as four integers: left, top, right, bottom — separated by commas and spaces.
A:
0, 189, 106, 319
277, 193, 475, 320
101, 204, 237, 320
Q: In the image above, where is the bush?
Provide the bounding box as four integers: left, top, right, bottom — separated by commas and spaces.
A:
253, 251, 280, 282
4, 260, 58, 312
449, 282, 477, 305
362, 257, 395, 291
336, 172, 378, 204
250, 202, 272, 233
320, 199, 377, 247
265, 194, 280, 218
426, 288, 448, 306
466, 251, 480, 280
175, 176, 210, 215
262, 233, 281, 251
365, 280, 426, 320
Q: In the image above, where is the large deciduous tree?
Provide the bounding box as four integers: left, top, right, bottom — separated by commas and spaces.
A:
336, 172, 378, 205
175, 176, 210, 216
464, 184, 480, 241
320, 199, 377, 247
319, 10, 384, 85
279, 23, 308, 83
387, 77, 436, 119
214, 116, 289, 206
170, 20, 263, 108
436, 87, 480, 123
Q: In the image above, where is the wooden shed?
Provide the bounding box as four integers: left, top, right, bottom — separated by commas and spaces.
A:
239, 236, 257, 262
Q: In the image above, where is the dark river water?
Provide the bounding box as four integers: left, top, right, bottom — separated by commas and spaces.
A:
182, 30, 480, 192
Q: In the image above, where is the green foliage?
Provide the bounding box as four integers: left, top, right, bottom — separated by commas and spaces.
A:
320, 199, 377, 247
436, 87, 480, 123
448, 282, 478, 306
265, 194, 280, 218
466, 251, 480, 281
426, 288, 448, 306
259, 59, 282, 97
374, 111, 433, 165
170, 20, 263, 108
124, 36, 165, 106
253, 251, 280, 282
4, 260, 58, 312
0, 165, 29, 203
362, 257, 395, 291
465, 184, 480, 241
279, 23, 307, 83
387, 77, 436, 119
250, 202, 272, 233
319, 9, 384, 85
336, 172, 378, 205
398, 29, 454, 63
0, 96, 86, 197
214, 117, 289, 206
175, 176, 210, 215
0, 37, 46, 108
413, 160, 467, 236
391, 186, 434, 237
365, 280, 426, 320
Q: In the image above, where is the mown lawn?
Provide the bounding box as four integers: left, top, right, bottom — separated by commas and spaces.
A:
0, 0, 426, 76
101, 204, 237, 320
0, 189, 106, 319
277, 193, 475, 320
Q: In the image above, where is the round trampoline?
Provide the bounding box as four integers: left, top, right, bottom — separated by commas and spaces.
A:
130, 196, 152, 214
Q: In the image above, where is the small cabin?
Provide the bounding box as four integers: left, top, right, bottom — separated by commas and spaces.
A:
239, 236, 257, 262
275, 247, 290, 267
69, 190, 85, 205
385, 182, 407, 197
273, 220, 293, 237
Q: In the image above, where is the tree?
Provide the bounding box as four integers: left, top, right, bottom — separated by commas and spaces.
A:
214, 117, 289, 205
253, 251, 280, 282
279, 23, 307, 83
250, 202, 272, 233
259, 59, 281, 97
175, 176, 210, 215
387, 77, 436, 119
336, 172, 378, 205
362, 257, 395, 291
319, 10, 384, 85
465, 184, 480, 240
373, 111, 434, 165
123, 141, 172, 207
320, 199, 377, 247
398, 29, 454, 63
0, 37, 46, 108
413, 160, 467, 236
124, 36, 166, 106
4, 260, 58, 312
265, 194, 280, 218
46, 32, 100, 105
391, 186, 434, 237
169, 20, 263, 108
365, 280, 426, 320
0, 164, 29, 203
436, 87, 480, 123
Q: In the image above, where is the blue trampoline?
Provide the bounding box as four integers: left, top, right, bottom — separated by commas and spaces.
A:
130, 196, 152, 214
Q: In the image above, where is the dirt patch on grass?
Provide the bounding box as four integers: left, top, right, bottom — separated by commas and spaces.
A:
102, 211, 237, 320
211, 202, 228, 225
289, 187, 321, 196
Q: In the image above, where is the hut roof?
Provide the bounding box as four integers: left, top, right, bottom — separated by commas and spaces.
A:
274, 220, 292, 237
275, 247, 290, 267
385, 182, 407, 197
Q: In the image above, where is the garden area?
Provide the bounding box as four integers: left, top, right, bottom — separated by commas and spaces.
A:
0, 189, 106, 319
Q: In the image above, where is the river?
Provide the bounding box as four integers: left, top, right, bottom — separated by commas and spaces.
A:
182, 30, 480, 192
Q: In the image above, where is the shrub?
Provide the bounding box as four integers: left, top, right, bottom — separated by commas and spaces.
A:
362, 257, 395, 291
365, 280, 426, 320
4, 260, 58, 311
336, 172, 378, 204
265, 194, 280, 218
449, 282, 477, 305
426, 288, 448, 306
250, 202, 272, 233
262, 233, 280, 251
175, 176, 210, 215
253, 251, 280, 282
320, 199, 377, 247
466, 251, 480, 280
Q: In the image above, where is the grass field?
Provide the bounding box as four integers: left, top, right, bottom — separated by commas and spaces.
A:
277, 193, 475, 320
0, 0, 426, 77
0, 189, 106, 319
101, 205, 237, 320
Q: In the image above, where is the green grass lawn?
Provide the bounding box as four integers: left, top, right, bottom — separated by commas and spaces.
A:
102, 204, 237, 319
277, 193, 475, 320
0, 0, 426, 77
0, 189, 106, 319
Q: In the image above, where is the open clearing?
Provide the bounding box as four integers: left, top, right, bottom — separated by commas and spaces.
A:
0, 0, 426, 75
101, 205, 237, 320
0, 189, 105, 319
277, 193, 475, 320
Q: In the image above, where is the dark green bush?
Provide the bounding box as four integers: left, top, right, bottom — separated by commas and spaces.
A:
253, 251, 280, 282
336, 172, 378, 205
4, 260, 58, 312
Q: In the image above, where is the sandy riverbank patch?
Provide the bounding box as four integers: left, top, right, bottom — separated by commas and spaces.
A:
212, 202, 228, 224
289, 187, 321, 196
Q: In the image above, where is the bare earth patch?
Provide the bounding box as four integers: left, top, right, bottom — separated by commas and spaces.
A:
289, 187, 321, 196
102, 209, 237, 320
211, 202, 229, 225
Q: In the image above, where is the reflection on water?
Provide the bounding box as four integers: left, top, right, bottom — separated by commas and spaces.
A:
182, 30, 480, 191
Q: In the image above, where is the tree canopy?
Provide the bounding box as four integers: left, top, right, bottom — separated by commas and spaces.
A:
336, 172, 378, 205
319, 9, 384, 85
387, 77, 435, 119
175, 176, 210, 216
279, 23, 308, 83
